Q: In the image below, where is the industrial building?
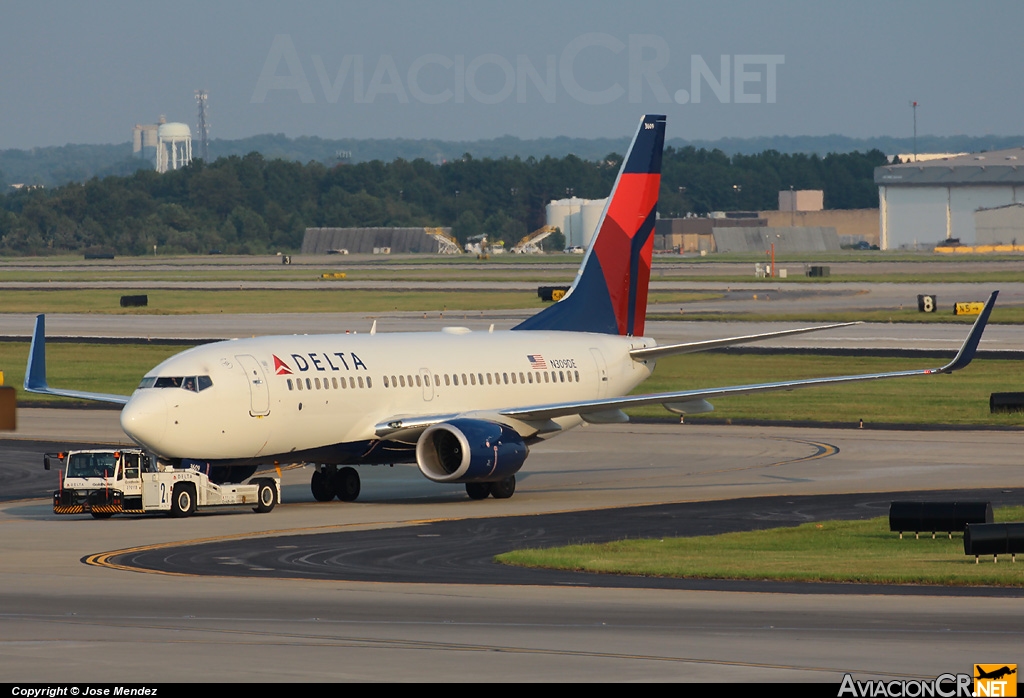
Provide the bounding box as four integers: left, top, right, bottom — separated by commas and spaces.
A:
545, 197, 608, 249
875, 147, 1024, 249
654, 190, 869, 254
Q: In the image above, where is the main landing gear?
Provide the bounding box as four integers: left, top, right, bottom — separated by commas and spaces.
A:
465, 475, 516, 500
310, 466, 361, 502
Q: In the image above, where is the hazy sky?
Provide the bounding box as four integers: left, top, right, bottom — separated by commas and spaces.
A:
1, 1, 1021, 149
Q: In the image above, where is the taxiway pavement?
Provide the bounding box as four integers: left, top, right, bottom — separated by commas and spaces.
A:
2, 419, 1022, 682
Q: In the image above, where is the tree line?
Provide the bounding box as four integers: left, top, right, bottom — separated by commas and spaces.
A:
0, 147, 888, 256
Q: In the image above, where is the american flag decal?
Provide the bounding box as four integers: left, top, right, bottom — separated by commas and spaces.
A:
527, 354, 547, 369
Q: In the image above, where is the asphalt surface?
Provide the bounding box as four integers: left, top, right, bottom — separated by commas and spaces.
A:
112, 488, 1024, 596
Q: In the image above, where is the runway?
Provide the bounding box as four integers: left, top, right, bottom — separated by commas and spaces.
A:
2, 420, 1022, 682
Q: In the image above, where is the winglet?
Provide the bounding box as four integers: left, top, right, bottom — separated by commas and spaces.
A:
938, 290, 997, 373
25, 314, 48, 392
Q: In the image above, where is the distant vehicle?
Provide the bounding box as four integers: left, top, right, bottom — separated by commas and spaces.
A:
46, 447, 279, 519
327, 248, 349, 255
208, 249, 223, 255
565, 245, 584, 254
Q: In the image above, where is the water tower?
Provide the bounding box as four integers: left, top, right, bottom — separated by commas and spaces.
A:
155, 122, 192, 173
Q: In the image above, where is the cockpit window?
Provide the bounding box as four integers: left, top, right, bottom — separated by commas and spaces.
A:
139, 376, 213, 391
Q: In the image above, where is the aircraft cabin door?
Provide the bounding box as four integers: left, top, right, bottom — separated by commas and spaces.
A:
235, 354, 271, 416
419, 368, 434, 401
589, 348, 609, 399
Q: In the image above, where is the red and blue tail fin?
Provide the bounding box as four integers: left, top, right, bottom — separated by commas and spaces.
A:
513, 114, 665, 336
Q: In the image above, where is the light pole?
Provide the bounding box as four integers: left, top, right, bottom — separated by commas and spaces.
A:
565, 187, 575, 248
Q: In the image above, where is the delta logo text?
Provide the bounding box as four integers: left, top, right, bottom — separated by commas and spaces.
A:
837, 666, 1017, 698
272, 352, 368, 375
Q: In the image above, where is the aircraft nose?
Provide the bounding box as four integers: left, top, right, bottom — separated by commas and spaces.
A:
120, 390, 168, 450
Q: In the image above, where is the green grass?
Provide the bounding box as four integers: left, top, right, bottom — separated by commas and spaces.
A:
0, 289, 717, 315
0, 342, 182, 402
629, 354, 1024, 426
496, 507, 1024, 586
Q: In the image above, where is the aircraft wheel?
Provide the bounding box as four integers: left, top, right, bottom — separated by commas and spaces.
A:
465, 482, 490, 500
169, 484, 196, 518
489, 475, 516, 500
334, 467, 360, 502
310, 470, 334, 502
254, 479, 277, 513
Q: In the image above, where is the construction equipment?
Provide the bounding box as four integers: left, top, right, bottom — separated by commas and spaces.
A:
511, 226, 558, 254
426, 227, 462, 255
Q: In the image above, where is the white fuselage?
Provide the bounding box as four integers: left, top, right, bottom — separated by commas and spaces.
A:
119, 328, 657, 464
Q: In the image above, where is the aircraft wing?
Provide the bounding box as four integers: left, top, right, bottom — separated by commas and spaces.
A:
629, 322, 860, 361
501, 290, 998, 423
23, 315, 132, 405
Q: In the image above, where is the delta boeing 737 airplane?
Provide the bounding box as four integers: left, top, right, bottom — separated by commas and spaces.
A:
25, 115, 997, 503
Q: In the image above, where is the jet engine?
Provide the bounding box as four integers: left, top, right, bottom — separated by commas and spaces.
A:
415, 419, 528, 483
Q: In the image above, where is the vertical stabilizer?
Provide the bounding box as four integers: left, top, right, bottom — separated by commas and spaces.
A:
513, 114, 665, 335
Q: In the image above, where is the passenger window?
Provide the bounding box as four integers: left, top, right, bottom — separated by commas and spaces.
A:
400, 375, 406, 387
305, 378, 312, 390
366, 377, 372, 388
445, 374, 450, 386
358, 377, 364, 389
486, 373, 492, 385
332, 377, 339, 389
470, 374, 477, 386
349, 377, 356, 389
315, 378, 321, 389
287, 379, 294, 391
415, 375, 422, 387
503, 373, 508, 384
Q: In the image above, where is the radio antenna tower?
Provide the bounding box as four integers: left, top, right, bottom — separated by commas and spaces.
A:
195, 90, 210, 162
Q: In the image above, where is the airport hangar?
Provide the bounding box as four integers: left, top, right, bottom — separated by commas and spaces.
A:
875, 146, 1024, 249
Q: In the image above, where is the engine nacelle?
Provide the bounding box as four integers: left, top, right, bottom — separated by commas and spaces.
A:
415, 419, 528, 483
